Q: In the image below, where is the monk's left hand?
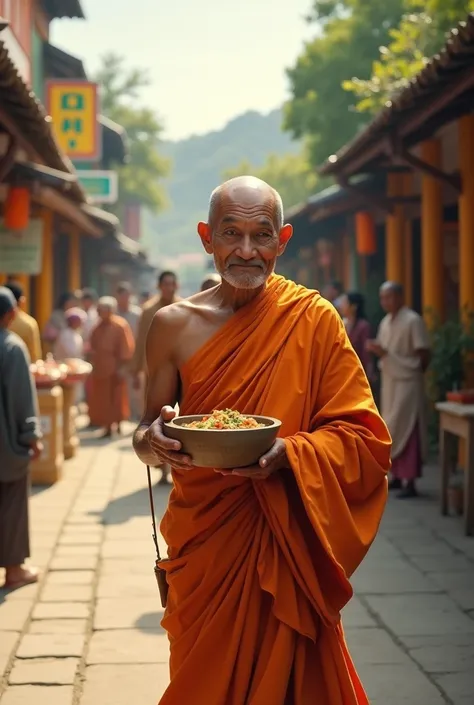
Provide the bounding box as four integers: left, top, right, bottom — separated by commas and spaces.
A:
217, 438, 289, 480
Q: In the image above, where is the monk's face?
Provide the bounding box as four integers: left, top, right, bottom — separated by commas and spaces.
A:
198, 187, 292, 290
98, 305, 112, 321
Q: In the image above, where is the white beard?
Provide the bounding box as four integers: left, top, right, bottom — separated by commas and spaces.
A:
222, 268, 267, 290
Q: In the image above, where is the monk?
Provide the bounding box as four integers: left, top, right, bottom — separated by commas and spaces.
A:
367, 281, 430, 499
88, 297, 135, 437
133, 176, 391, 705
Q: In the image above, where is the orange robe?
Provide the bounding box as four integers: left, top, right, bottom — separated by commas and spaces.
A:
88, 315, 135, 427
159, 275, 391, 705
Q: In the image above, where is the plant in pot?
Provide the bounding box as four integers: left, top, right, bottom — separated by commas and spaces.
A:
427, 309, 474, 513
427, 308, 474, 405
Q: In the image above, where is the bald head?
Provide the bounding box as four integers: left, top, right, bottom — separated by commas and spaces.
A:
379, 281, 404, 314
208, 176, 283, 230
380, 281, 403, 296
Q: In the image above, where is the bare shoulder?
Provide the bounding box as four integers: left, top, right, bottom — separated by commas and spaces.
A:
149, 296, 203, 337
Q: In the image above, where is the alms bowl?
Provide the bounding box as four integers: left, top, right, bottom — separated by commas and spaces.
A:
163, 415, 282, 469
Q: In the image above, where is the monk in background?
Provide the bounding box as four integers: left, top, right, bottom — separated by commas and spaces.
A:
89, 297, 135, 438
134, 176, 391, 705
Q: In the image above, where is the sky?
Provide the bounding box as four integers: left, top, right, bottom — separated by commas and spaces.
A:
51, 0, 315, 141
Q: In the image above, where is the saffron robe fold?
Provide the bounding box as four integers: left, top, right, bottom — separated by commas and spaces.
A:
159, 275, 391, 705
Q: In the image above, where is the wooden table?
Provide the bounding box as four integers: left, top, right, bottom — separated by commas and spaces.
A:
436, 402, 474, 535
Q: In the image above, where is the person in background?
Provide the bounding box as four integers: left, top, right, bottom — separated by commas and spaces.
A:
81, 288, 99, 343
139, 291, 151, 307
340, 291, 374, 382
80, 288, 99, 424
5, 283, 42, 362
367, 281, 431, 499
54, 308, 86, 360
132, 271, 180, 484
116, 282, 141, 339
0, 287, 42, 590
88, 297, 135, 438
43, 291, 80, 348
322, 280, 344, 314
132, 271, 180, 388
116, 282, 142, 419
200, 273, 221, 291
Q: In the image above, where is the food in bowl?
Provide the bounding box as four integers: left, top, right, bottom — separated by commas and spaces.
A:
182, 409, 264, 430
163, 412, 281, 469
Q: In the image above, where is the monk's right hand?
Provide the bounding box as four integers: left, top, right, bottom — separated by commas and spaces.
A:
145, 406, 193, 470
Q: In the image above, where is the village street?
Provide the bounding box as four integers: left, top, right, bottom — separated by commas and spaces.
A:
1, 427, 473, 705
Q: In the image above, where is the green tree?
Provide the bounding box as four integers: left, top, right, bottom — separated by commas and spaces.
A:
284, 0, 472, 167
343, 2, 474, 114
223, 151, 318, 210
94, 53, 169, 218
284, 0, 406, 168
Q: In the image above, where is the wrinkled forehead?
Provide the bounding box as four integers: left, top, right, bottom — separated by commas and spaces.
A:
212, 188, 279, 229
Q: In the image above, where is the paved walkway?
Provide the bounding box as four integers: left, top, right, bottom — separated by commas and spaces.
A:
1, 428, 473, 705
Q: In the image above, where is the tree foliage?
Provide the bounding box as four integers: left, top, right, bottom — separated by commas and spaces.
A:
223, 151, 318, 210
284, 0, 406, 167
342, 12, 432, 114
284, 0, 473, 166
94, 53, 169, 217
343, 1, 474, 114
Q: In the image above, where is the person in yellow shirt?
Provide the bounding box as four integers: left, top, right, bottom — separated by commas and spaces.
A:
5, 283, 42, 362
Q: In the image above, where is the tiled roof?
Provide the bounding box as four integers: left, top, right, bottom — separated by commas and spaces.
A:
0, 38, 85, 202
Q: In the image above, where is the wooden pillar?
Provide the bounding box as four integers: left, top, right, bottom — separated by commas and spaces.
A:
35, 209, 54, 332
403, 173, 413, 309
421, 139, 444, 324
458, 115, 474, 317
385, 173, 405, 283
68, 227, 81, 291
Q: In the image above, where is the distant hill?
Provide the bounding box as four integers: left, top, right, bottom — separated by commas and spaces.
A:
144, 109, 299, 261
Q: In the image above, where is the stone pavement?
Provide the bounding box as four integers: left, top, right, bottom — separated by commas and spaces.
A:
0, 427, 473, 705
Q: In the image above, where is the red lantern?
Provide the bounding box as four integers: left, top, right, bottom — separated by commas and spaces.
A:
4, 186, 30, 230
355, 211, 376, 255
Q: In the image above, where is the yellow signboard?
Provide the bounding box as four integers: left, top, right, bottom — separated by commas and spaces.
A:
46, 80, 101, 161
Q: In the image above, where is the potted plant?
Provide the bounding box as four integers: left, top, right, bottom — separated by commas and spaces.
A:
427, 308, 474, 405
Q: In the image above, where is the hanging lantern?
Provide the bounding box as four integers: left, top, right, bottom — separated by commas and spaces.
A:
4, 186, 30, 231
355, 211, 376, 255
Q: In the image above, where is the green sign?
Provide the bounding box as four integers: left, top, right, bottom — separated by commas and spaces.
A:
77, 170, 118, 204
0, 220, 43, 275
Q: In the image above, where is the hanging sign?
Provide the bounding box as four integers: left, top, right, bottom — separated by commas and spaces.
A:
0, 220, 43, 274
46, 80, 101, 161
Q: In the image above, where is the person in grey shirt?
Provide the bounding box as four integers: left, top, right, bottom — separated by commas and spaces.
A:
116, 282, 142, 419
0, 287, 42, 590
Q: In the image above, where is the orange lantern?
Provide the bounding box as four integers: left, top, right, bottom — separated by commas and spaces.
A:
355, 211, 376, 255
4, 186, 30, 230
